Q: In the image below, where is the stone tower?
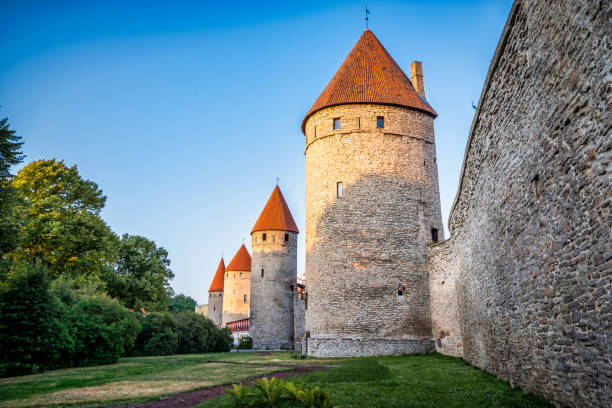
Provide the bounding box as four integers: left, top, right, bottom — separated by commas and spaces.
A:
221, 244, 251, 326
302, 29, 444, 357
207, 257, 225, 325
250, 186, 299, 350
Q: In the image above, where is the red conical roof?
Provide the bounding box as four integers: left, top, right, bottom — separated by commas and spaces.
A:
252, 186, 299, 234
208, 257, 225, 292
225, 244, 251, 272
302, 29, 437, 133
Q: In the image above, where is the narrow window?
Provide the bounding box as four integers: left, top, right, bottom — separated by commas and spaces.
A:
240, 272, 242, 277
337, 182, 343, 198
213, 305, 215, 310
262, 233, 267, 241
333, 118, 341, 130
226, 273, 228, 278
285, 233, 289, 241
261, 268, 264, 277
314, 126, 317, 138
377, 116, 384, 128
357, 117, 361, 129
305, 293, 308, 309
431, 228, 439, 242
290, 284, 294, 292
233, 289, 236, 294
243, 295, 247, 304
532, 174, 540, 199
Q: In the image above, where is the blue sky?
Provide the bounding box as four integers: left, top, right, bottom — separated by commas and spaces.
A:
0, 0, 513, 304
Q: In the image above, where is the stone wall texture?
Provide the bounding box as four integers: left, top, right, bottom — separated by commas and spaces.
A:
222, 270, 251, 325
293, 292, 305, 351
304, 103, 444, 357
207, 292, 223, 326
429, 1, 611, 406
250, 230, 298, 350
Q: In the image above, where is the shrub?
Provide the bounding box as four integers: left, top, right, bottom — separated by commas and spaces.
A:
255, 377, 285, 405
0, 262, 73, 376
174, 311, 218, 353
69, 295, 140, 366
238, 336, 253, 350
132, 312, 178, 356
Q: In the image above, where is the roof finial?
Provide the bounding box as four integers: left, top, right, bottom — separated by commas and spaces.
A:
276, 177, 280, 185
242, 238, 245, 245
365, 3, 370, 29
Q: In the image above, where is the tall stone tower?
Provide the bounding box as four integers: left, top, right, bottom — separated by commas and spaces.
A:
250, 186, 299, 350
207, 257, 225, 325
221, 244, 251, 326
302, 29, 444, 357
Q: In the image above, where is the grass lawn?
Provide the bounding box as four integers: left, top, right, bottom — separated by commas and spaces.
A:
199, 353, 556, 408
0, 352, 312, 407
0, 352, 555, 408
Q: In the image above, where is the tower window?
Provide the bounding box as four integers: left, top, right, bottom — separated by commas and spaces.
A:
333, 118, 341, 130
285, 233, 289, 241
261, 268, 264, 277
431, 228, 439, 242
290, 284, 294, 292
262, 233, 267, 241
243, 295, 247, 304
337, 182, 343, 198
305, 293, 308, 309
240, 272, 242, 277
314, 126, 317, 138
226, 273, 228, 278
377, 116, 384, 128
357, 117, 361, 129
213, 305, 215, 310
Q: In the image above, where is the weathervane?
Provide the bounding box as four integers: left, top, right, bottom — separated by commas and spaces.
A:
276, 177, 280, 185
365, 3, 370, 28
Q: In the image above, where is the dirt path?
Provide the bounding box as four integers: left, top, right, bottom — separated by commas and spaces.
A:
107, 365, 329, 408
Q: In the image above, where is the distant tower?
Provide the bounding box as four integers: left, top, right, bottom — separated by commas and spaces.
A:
221, 244, 251, 326
207, 257, 225, 325
302, 29, 444, 356
250, 186, 299, 350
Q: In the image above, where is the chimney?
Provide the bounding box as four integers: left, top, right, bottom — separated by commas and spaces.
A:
411, 61, 426, 98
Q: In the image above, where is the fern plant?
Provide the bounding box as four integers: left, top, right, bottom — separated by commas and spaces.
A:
254, 377, 285, 405
225, 383, 252, 407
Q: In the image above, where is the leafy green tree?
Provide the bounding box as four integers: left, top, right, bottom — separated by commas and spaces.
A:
108, 234, 174, 312
169, 293, 197, 312
12, 159, 118, 279
68, 295, 140, 366
132, 312, 178, 356
174, 311, 220, 353
0, 116, 24, 255
0, 262, 73, 376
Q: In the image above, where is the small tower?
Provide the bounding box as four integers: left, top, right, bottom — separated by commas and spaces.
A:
207, 257, 225, 326
302, 29, 444, 356
221, 244, 251, 326
250, 186, 299, 350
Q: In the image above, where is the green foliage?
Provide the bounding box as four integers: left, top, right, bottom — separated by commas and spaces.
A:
225, 384, 254, 408
11, 159, 118, 279
292, 386, 332, 408
168, 292, 197, 312
238, 335, 253, 350
0, 116, 24, 255
216, 326, 234, 352
255, 377, 285, 405
133, 312, 178, 356
108, 234, 174, 312
0, 262, 73, 376
68, 295, 140, 366
174, 311, 218, 353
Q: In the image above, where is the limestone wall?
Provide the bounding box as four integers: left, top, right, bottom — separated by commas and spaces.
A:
222, 270, 251, 325
207, 292, 223, 325
250, 230, 298, 350
304, 104, 444, 356
432, 1, 611, 406
427, 241, 462, 357
293, 290, 305, 351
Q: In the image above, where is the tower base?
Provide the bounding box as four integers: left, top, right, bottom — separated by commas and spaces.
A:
302, 337, 434, 357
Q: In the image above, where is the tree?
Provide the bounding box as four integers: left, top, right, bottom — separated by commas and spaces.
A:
174, 311, 219, 353
12, 159, 118, 279
169, 293, 197, 312
0, 116, 24, 255
108, 234, 175, 312
0, 262, 73, 376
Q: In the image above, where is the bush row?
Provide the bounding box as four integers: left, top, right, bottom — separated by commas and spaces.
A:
0, 263, 232, 377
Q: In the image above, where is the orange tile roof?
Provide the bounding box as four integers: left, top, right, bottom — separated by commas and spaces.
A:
302, 29, 437, 133
208, 257, 225, 292
251, 186, 299, 233
225, 244, 251, 272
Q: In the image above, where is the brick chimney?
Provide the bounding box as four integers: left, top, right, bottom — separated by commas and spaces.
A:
411, 61, 426, 98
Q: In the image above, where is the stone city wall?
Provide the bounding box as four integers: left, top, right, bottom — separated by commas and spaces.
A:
432, 1, 611, 406
222, 270, 251, 326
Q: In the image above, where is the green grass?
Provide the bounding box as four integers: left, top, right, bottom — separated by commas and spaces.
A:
0, 352, 556, 408
0, 352, 307, 407
199, 353, 555, 408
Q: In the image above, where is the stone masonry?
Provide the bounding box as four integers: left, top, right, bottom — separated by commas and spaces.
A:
304, 103, 444, 357
207, 291, 222, 325
427, 1, 611, 407
250, 230, 298, 350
